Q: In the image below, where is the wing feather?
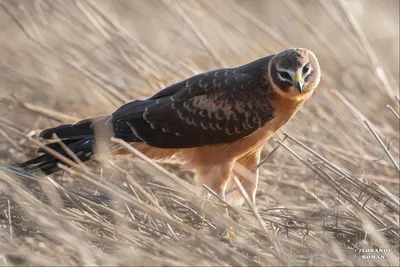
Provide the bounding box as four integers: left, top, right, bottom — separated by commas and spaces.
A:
110, 56, 275, 148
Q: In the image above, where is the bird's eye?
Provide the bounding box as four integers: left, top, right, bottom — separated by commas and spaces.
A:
278, 71, 291, 80
302, 63, 310, 74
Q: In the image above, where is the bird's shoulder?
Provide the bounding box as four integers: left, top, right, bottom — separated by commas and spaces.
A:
149, 54, 275, 101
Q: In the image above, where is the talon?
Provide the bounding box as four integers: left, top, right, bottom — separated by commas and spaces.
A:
224, 229, 236, 239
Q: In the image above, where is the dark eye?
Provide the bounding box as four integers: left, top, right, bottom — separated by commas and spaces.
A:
278, 71, 291, 80
302, 63, 310, 74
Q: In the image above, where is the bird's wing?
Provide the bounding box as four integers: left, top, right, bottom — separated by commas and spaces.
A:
111, 64, 275, 148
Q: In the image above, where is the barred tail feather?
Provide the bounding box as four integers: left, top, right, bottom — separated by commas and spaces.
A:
16, 138, 95, 174
16, 115, 142, 174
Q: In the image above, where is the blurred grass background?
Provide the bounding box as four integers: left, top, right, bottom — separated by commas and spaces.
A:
0, 0, 399, 266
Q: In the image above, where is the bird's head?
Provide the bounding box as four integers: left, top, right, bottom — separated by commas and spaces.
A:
268, 48, 321, 101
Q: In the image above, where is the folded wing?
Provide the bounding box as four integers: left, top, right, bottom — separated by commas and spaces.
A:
110, 66, 275, 148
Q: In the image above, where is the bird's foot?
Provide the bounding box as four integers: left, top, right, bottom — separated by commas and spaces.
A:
223, 228, 236, 240
213, 225, 236, 243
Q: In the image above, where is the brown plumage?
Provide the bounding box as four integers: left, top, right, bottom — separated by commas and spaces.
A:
17, 48, 321, 206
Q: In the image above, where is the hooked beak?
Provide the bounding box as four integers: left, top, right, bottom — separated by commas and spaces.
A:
293, 74, 304, 93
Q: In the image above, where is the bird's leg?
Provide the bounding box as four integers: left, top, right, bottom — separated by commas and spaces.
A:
211, 149, 261, 241
227, 148, 262, 207
194, 162, 233, 201
195, 162, 236, 241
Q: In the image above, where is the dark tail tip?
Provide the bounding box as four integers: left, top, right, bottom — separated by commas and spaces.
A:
16, 138, 95, 175
39, 128, 56, 139
39, 125, 76, 140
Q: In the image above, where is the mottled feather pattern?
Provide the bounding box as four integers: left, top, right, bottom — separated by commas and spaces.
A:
278, 49, 307, 70
16, 48, 321, 193
123, 61, 276, 148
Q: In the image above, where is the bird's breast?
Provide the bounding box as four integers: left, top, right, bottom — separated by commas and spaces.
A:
229, 97, 307, 156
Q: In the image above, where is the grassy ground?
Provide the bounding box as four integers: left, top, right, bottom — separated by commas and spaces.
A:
0, 0, 399, 266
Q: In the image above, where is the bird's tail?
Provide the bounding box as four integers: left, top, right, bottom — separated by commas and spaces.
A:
15, 115, 139, 174
16, 138, 96, 174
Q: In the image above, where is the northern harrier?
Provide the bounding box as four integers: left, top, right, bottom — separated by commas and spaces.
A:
18, 48, 321, 206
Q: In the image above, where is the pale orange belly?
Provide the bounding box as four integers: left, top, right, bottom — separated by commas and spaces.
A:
129, 113, 293, 168
176, 118, 286, 167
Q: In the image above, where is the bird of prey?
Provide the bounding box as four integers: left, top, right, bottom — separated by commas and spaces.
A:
17, 48, 321, 207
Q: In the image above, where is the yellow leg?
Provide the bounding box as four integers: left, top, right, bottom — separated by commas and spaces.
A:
225, 148, 261, 207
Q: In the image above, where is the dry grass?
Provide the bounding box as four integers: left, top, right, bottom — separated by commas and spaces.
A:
0, 0, 399, 266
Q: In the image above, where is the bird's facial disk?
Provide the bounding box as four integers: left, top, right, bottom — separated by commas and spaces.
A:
276, 61, 312, 93
269, 48, 321, 99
